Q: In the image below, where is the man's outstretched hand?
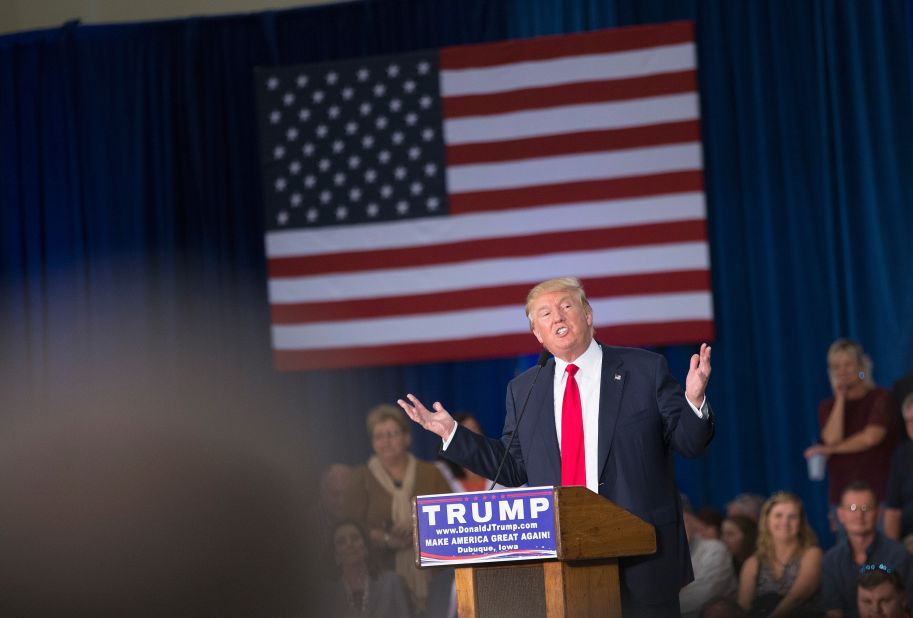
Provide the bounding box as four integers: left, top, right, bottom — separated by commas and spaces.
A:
397, 394, 456, 440
685, 343, 712, 405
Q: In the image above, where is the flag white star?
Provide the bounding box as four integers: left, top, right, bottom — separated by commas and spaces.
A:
295, 74, 308, 88
273, 145, 286, 160
410, 181, 423, 195
332, 140, 344, 153
424, 163, 437, 177
348, 155, 361, 169
286, 127, 299, 141
391, 132, 404, 145
359, 102, 373, 116
275, 177, 287, 191
304, 175, 316, 188
362, 135, 375, 149
405, 112, 418, 126
336, 205, 348, 220
277, 210, 289, 224
345, 121, 359, 135
389, 99, 402, 112
408, 146, 421, 160
298, 108, 311, 122
380, 185, 393, 198
269, 110, 281, 124
416, 61, 430, 75
373, 83, 386, 97
302, 143, 315, 156
419, 95, 432, 109
387, 64, 400, 78
377, 150, 391, 164
426, 196, 440, 210
366, 202, 380, 217
325, 71, 338, 85
328, 105, 340, 119
319, 190, 332, 204
333, 172, 346, 186
282, 92, 295, 106
315, 124, 328, 138
290, 193, 302, 207
342, 87, 354, 100
364, 169, 377, 183
266, 76, 279, 90
403, 80, 416, 93
288, 160, 301, 174
421, 127, 435, 141
357, 67, 370, 81
394, 166, 407, 180
318, 158, 331, 171
375, 116, 389, 130
396, 200, 409, 215
349, 187, 362, 201
306, 207, 318, 222
312, 90, 325, 103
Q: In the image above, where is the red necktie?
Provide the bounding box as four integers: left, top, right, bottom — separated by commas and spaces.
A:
561, 364, 586, 486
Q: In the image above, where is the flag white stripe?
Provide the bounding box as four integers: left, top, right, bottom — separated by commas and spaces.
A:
447, 143, 701, 193
271, 291, 713, 349
443, 93, 698, 145
440, 43, 696, 97
265, 192, 706, 258
268, 242, 709, 303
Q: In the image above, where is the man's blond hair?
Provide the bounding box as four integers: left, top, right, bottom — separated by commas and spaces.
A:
525, 277, 592, 330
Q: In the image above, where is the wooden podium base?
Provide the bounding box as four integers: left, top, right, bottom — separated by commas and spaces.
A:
455, 559, 621, 618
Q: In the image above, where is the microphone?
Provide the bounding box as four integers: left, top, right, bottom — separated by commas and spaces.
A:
488, 349, 550, 490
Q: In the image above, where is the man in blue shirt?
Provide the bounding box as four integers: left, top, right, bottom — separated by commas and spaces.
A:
823, 481, 913, 618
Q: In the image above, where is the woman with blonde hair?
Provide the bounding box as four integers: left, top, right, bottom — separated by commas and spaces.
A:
738, 492, 823, 617
342, 404, 451, 613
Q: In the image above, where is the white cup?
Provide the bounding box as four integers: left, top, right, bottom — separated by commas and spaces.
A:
807, 453, 826, 481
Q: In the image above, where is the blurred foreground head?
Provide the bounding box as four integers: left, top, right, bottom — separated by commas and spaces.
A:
0, 345, 316, 616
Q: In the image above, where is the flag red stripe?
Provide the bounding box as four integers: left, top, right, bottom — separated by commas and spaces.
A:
442, 71, 697, 118
270, 270, 711, 324
439, 22, 694, 70
449, 170, 704, 214
446, 121, 701, 166
268, 220, 707, 279
273, 320, 715, 370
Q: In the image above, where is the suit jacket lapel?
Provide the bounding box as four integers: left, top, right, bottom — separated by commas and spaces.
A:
598, 344, 625, 481
528, 359, 561, 484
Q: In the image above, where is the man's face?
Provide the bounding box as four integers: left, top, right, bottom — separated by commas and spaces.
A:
837, 490, 879, 538
858, 581, 906, 618
529, 290, 593, 362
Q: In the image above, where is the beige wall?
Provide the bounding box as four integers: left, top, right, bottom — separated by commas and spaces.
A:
1, 0, 340, 36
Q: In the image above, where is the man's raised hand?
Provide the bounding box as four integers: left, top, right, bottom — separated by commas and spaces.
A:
685, 343, 712, 405
397, 394, 456, 440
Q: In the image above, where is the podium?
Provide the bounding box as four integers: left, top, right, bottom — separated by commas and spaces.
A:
413, 486, 656, 618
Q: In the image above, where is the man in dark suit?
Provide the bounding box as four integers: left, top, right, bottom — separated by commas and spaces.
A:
398, 277, 714, 615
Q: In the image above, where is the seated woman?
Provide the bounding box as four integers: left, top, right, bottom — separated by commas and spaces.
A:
328, 520, 412, 618
342, 404, 451, 613
722, 514, 758, 577
737, 492, 823, 617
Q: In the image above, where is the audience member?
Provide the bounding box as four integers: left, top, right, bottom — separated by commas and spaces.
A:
701, 596, 749, 618
822, 482, 913, 617
435, 414, 496, 493
681, 499, 738, 618
318, 463, 354, 528
904, 535, 913, 556
697, 506, 725, 540
722, 515, 759, 576
805, 339, 899, 510
856, 565, 909, 618
327, 521, 413, 618
885, 395, 913, 541
727, 493, 766, 522
738, 491, 822, 617
341, 404, 451, 613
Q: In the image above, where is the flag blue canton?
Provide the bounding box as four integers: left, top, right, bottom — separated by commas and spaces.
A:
257, 50, 449, 230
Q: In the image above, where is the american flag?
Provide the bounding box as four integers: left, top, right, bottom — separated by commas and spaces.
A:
256, 21, 714, 371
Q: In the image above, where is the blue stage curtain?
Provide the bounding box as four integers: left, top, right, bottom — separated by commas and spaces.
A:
2, 0, 912, 546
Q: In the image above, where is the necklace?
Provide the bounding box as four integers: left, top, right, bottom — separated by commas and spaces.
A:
343, 574, 371, 614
